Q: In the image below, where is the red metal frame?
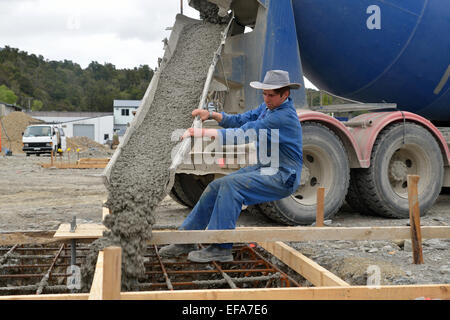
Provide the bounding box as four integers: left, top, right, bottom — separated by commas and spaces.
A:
298, 110, 450, 168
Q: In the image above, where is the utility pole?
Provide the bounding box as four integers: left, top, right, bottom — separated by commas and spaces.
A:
27, 97, 33, 112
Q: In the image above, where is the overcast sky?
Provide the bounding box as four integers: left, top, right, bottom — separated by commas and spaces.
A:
0, 0, 315, 88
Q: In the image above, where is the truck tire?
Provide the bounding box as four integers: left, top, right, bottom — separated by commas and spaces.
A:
170, 174, 195, 207
259, 122, 350, 225
345, 169, 373, 215
169, 173, 214, 208
354, 123, 443, 218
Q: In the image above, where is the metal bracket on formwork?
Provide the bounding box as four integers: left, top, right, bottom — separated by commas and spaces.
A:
70, 216, 77, 268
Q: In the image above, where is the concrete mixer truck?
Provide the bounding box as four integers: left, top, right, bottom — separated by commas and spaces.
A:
164, 0, 450, 226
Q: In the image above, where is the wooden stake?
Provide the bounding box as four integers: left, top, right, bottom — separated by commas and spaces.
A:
102, 247, 122, 300
407, 175, 424, 264
88, 251, 104, 300
50, 149, 54, 167
316, 187, 325, 227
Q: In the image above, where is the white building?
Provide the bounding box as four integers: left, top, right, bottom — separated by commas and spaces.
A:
0, 102, 23, 117
113, 100, 141, 137
28, 111, 114, 145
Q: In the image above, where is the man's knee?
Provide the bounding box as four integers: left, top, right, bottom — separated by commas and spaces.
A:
208, 175, 235, 191
206, 178, 224, 192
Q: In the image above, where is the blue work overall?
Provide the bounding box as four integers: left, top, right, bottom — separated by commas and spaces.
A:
180, 98, 303, 248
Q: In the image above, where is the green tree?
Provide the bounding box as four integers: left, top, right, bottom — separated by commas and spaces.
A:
321, 93, 333, 106
0, 84, 17, 104
0, 46, 153, 111
32, 99, 44, 111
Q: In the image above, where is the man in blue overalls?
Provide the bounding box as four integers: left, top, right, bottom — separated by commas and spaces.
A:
159, 70, 303, 262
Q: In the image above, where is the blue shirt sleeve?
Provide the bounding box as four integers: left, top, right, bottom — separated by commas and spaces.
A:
218, 104, 265, 128
218, 109, 282, 145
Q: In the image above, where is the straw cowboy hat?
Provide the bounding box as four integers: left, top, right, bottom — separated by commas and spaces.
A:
250, 70, 302, 90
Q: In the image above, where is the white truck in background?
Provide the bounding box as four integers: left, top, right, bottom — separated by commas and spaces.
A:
22, 124, 66, 156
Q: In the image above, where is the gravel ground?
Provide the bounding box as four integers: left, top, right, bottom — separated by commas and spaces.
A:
0, 153, 449, 287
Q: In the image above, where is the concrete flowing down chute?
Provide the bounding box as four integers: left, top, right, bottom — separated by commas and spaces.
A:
167, 15, 233, 194
88, 14, 231, 290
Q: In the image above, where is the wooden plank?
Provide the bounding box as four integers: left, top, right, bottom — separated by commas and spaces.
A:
0, 230, 56, 246
259, 241, 349, 287
102, 247, 122, 300
41, 163, 107, 169
78, 158, 110, 162
53, 224, 450, 243
77, 161, 109, 166
54, 223, 105, 239
120, 284, 450, 300
316, 188, 325, 227
102, 206, 110, 221
0, 294, 89, 301
1, 284, 449, 301
407, 175, 424, 264
149, 226, 450, 243
88, 251, 104, 300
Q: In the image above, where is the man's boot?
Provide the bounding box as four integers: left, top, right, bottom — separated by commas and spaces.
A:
187, 245, 233, 263
158, 244, 198, 258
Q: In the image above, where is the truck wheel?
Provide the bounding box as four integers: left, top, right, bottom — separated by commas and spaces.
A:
170, 174, 195, 207
259, 122, 350, 225
345, 169, 373, 215
354, 123, 443, 218
169, 173, 214, 208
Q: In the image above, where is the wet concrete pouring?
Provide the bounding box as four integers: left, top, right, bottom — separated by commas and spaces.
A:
80, 16, 226, 292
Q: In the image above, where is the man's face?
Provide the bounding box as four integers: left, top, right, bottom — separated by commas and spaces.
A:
263, 90, 288, 109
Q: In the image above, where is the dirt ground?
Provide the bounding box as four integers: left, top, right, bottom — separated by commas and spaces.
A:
1, 153, 449, 287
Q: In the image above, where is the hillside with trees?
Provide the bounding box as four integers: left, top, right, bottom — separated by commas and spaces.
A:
0, 46, 352, 113
0, 46, 153, 112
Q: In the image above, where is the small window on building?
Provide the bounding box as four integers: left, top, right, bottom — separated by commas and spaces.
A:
121, 109, 130, 116
104, 134, 109, 140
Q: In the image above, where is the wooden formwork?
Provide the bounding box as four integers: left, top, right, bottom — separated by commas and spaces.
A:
41, 157, 110, 169
1, 221, 449, 300
0, 237, 448, 300
1, 175, 449, 300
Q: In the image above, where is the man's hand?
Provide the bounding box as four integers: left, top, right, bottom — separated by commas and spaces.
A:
180, 128, 219, 141
181, 128, 201, 140
192, 109, 210, 121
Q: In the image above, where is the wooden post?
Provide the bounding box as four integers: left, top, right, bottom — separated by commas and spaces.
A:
50, 150, 54, 167
407, 175, 424, 264
180, 0, 183, 14
316, 187, 325, 227
102, 247, 122, 300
